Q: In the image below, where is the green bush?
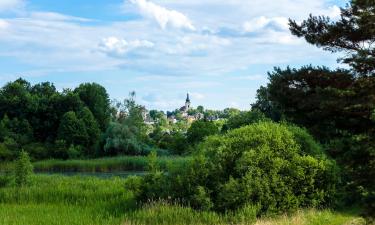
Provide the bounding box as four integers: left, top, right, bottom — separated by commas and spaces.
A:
140, 122, 339, 214
15, 150, 34, 187
286, 123, 324, 157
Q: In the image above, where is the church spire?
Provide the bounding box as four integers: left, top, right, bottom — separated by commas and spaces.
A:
186, 93, 190, 103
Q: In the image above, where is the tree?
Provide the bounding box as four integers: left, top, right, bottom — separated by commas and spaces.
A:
78, 107, 101, 156
103, 122, 144, 155
57, 111, 88, 148
15, 150, 33, 187
253, 1, 375, 215
289, 0, 375, 76
0, 78, 35, 120
75, 83, 111, 131
225, 110, 268, 130
29, 82, 59, 142
251, 86, 282, 121
254, 66, 362, 140
187, 120, 219, 145
197, 105, 204, 113
0, 115, 33, 146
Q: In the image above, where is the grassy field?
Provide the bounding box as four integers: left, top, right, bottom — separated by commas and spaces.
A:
0, 175, 366, 225
0, 155, 191, 173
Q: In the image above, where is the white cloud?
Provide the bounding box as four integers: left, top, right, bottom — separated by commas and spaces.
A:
326, 5, 341, 19
129, 0, 195, 30
243, 16, 289, 33
0, 0, 343, 83
0, 19, 9, 29
0, 0, 24, 12
98, 36, 154, 57
29, 12, 93, 22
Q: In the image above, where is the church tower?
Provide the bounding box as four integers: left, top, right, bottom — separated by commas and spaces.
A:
185, 93, 190, 111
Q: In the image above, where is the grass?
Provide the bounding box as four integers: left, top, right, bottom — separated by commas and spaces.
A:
0, 204, 122, 225
254, 209, 366, 225
0, 174, 134, 225
0, 175, 365, 225
0, 155, 191, 173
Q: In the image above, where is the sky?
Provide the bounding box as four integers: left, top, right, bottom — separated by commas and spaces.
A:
0, 0, 348, 111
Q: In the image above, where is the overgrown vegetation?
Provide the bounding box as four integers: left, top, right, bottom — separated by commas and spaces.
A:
133, 122, 339, 215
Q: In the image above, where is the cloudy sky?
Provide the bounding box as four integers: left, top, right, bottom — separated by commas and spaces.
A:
0, 0, 347, 111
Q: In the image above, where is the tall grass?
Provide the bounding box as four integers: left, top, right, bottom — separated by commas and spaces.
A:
0, 175, 134, 225
0, 204, 123, 225
0, 175, 365, 225
31, 156, 191, 173
122, 203, 365, 225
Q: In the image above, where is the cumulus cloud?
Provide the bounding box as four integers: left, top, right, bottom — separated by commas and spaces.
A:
129, 0, 195, 30
0, 0, 24, 12
99, 36, 154, 57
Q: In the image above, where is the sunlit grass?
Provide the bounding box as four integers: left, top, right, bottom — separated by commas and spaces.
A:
0, 175, 365, 225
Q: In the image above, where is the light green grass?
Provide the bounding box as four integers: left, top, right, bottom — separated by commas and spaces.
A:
0, 204, 123, 225
254, 209, 366, 225
0, 175, 365, 225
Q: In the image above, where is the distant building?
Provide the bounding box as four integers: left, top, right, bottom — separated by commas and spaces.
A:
179, 93, 191, 117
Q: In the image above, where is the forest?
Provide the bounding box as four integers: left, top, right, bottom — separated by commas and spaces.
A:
0, 1, 374, 224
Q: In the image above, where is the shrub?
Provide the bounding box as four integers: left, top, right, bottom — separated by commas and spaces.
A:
285, 123, 324, 157
15, 150, 34, 187
140, 122, 339, 214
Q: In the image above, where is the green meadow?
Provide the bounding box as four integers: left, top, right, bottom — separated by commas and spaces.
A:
0, 175, 365, 225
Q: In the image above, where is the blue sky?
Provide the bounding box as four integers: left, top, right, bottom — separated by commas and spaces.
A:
0, 0, 348, 111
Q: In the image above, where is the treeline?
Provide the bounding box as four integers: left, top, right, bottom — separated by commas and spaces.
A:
0, 79, 256, 160
0, 80, 111, 160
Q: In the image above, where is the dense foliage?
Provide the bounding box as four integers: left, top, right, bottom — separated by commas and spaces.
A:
135, 122, 338, 214
0, 79, 110, 160
254, 0, 375, 216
